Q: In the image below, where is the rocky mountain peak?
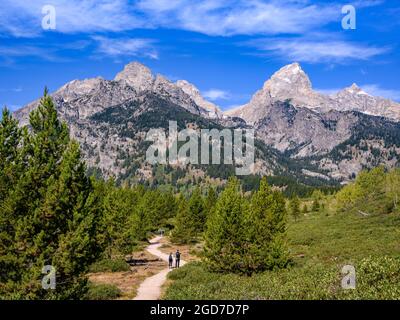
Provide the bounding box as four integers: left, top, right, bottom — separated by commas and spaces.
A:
263, 62, 312, 93
341, 83, 369, 96
56, 77, 106, 101
114, 61, 154, 92
175, 80, 222, 118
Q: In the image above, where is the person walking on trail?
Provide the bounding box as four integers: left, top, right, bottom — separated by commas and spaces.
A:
175, 250, 181, 268
168, 253, 173, 269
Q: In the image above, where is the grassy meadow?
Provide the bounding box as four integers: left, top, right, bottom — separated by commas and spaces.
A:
164, 208, 400, 300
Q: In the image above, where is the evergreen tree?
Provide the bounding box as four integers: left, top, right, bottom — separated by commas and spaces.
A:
0, 107, 24, 288
0, 91, 103, 299
244, 177, 290, 273
289, 196, 301, 221
128, 196, 151, 242
204, 186, 217, 218
188, 187, 205, 232
171, 195, 197, 244
101, 182, 138, 255
204, 177, 246, 273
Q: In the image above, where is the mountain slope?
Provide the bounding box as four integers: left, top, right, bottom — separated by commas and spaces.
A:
13, 61, 400, 185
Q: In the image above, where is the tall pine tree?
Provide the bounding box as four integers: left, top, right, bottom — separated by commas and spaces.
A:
204, 177, 246, 273
0, 91, 104, 299
244, 177, 290, 273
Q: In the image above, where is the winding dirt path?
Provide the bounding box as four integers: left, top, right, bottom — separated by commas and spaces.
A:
133, 236, 186, 300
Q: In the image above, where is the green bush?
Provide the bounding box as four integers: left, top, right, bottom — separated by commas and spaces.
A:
165, 257, 400, 300
85, 283, 121, 300
89, 258, 130, 273
342, 256, 400, 300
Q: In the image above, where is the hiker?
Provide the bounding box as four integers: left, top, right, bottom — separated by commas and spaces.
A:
168, 253, 173, 269
175, 250, 181, 268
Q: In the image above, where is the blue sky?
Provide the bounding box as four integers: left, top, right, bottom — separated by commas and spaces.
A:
0, 0, 399, 111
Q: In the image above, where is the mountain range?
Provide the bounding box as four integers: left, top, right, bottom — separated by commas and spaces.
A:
13, 62, 400, 189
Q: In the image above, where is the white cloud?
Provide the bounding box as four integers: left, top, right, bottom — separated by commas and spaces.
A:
249, 38, 389, 63
93, 36, 158, 59
0, 0, 145, 36
0, 45, 61, 63
203, 89, 231, 101
137, 0, 341, 36
0, 0, 356, 37
361, 84, 400, 101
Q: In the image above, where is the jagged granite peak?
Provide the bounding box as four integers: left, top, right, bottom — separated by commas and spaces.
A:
225, 63, 400, 124
226, 63, 329, 124
176, 80, 223, 118
15, 61, 228, 125
263, 62, 312, 93
114, 61, 154, 92
56, 77, 107, 100
333, 83, 400, 119
344, 83, 367, 94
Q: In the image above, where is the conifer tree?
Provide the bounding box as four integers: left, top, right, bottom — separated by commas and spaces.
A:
171, 195, 197, 244
0, 107, 23, 287
204, 177, 246, 272
188, 187, 206, 232
289, 196, 301, 221
204, 186, 217, 218
244, 177, 290, 273
0, 91, 103, 299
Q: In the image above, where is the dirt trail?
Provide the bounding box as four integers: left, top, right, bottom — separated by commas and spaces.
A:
133, 236, 186, 300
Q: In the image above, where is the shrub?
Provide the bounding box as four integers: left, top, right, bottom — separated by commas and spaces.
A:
89, 258, 130, 273
85, 283, 121, 300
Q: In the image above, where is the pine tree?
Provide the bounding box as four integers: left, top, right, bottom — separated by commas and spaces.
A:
188, 187, 205, 232
204, 177, 246, 273
101, 182, 139, 255
244, 177, 290, 273
171, 195, 197, 244
0, 107, 23, 287
204, 186, 217, 218
0, 91, 103, 299
128, 196, 151, 242
289, 196, 301, 221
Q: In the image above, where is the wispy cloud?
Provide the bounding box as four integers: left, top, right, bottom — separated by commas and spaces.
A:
361, 84, 400, 101
0, 0, 145, 36
0, 45, 62, 64
137, 0, 342, 36
203, 89, 231, 101
248, 37, 389, 63
1, 0, 376, 37
93, 36, 159, 60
